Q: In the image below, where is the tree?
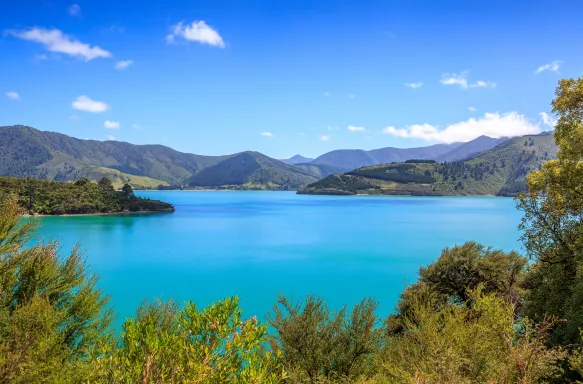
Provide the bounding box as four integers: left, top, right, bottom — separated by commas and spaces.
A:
268, 294, 380, 383
121, 183, 134, 199
385, 242, 527, 335
517, 77, 583, 346
98, 177, 114, 193
0, 195, 113, 383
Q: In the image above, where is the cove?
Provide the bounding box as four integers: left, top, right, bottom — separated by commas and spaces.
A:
32, 191, 523, 327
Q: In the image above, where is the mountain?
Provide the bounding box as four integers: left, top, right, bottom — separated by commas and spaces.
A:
299, 133, 557, 196
0, 125, 230, 187
435, 136, 508, 162
308, 136, 511, 171
280, 154, 314, 165
293, 163, 347, 179
189, 152, 317, 189
0, 125, 317, 190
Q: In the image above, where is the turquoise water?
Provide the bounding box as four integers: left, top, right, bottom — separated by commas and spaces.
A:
33, 191, 523, 326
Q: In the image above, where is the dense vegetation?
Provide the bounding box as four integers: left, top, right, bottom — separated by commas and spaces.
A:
0, 176, 174, 215
300, 132, 558, 196
4, 77, 583, 383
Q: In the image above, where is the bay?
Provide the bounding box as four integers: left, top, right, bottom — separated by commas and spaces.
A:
33, 191, 523, 326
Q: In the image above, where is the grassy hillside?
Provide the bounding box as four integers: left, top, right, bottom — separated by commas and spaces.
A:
0, 125, 230, 185
299, 133, 557, 196
189, 152, 318, 190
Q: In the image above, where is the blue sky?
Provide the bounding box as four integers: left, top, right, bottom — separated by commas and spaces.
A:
1, 0, 582, 159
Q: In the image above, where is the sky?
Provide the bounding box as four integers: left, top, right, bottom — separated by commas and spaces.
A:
1, 0, 582, 159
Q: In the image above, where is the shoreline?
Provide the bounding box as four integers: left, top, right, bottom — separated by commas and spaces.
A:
23, 209, 174, 218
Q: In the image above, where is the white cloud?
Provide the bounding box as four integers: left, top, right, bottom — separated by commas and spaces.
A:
68, 4, 81, 16
441, 71, 468, 88
382, 112, 541, 143
349, 94, 355, 99
166, 21, 225, 47
536, 60, 562, 74
107, 135, 116, 141
260, 132, 274, 137
470, 80, 496, 88
6, 91, 20, 100
104, 120, 120, 129
327, 126, 338, 131
440, 71, 495, 89
405, 82, 423, 89
468, 106, 478, 112
7, 28, 111, 61
69, 115, 80, 120
324, 92, 329, 96
539, 112, 557, 128
320, 135, 330, 142
132, 124, 142, 130
115, 60, 133, 70
72, 95, 109, 113
347, 125, 365, 132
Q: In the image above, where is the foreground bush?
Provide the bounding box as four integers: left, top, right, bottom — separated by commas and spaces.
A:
0, 195, 113, 383
89, 297, 285, 383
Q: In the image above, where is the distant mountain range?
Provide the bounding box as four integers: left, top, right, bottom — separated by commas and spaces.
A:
279, 154, 314, 165
299, 132, 557, 196
0, 125, 551, 192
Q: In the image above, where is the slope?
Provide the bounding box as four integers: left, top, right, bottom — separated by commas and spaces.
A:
188, 151, 318, 190
299, 133, 557, 196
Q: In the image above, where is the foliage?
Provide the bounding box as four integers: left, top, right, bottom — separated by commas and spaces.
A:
385, 242, 527, 335
378, 289, 565, 383
517, 77, 583, 347
268, 294, 380, 383
0, 176, 174, 215
89, 297, 285, 384
0, 195, 113, 383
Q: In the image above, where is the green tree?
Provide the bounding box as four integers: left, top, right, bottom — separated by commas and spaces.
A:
385, 242, 527, 335
0, 195, 113, 383
98, 177, 114, 193
121, 183, 135, 199
268, 294, 380, 383
517, 77, 583, 346
378, 289, 565, 383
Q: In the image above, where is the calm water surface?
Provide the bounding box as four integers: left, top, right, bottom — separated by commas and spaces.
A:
34, 191, 523, 326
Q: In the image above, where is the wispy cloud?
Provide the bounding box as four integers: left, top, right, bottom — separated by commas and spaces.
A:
535, 60, 562, 74
107, 135, 116, 141
440, 71, 495, 89
72, 96, 109, 113
260, 132, 274, 137
104, 120, 120, 129
468, 106, 478, 112
348, 94, 355, 99
324, 92, 329, 96
405, 82, 423, 89
6, 27, 111, 61
69, 115, 80, 120
382, 112, 540, 143
320, 135, 330, 142
115, 60, 133, 70
166, 21, 225, 47
347, 125, 365, 132
132, 124, 142, 130
6, 91, 20, 100
539, 112, 557, 128
68, 4, 81, 16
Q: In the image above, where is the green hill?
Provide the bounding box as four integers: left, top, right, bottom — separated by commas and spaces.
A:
0, 125, 322, 190
298, 133, 557, 196
189, 152, 318, 190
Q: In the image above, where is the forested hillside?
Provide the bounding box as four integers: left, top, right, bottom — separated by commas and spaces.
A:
0, 176, 173, 215
299, 132, 557, 196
